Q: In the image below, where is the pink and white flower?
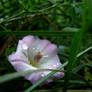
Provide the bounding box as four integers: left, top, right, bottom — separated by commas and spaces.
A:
8, 35, 64, 84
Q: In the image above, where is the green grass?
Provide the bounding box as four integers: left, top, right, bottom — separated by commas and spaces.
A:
64, 0, 92, 91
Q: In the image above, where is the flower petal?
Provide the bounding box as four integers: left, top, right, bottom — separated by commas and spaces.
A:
16, 36, 35, 58
8, 51, 29, 64
22, 35, 35, 47
10, 61, 48, 84
11, 62, 37, 72
30, 39, 50, 55
38, 55, 60, 68
25, 72, 43, 84
34, 39, 51, 52
27, 39, 50, 61
38, 55, 64, 79
16, 40, 28, 52
41, 44, 57, 57
15, 40, 29, 61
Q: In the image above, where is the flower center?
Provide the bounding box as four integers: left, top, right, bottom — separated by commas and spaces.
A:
30, 52, 42, 67
34, 52, 42, 64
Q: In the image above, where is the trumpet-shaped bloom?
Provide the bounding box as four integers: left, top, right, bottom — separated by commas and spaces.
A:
8, 35, 64, 84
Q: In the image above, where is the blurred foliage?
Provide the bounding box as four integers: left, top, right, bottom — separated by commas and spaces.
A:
0, 0, 82, 30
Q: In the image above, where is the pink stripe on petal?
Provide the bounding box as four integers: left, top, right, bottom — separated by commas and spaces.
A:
22, 35, 35, 47
28, 39, 50, 58
42, 44, 57, 57
38, 40, 51, 51
8, 52, 29, 64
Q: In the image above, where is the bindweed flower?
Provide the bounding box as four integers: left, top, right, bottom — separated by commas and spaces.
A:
8, 35, 64, 84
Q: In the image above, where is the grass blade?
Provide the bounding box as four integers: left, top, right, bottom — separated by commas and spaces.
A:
0, 69, 65, 83
0, 31, 74, 36
64, 0, 92, 91
24, 61, 68, 92
77, 46, 92, 58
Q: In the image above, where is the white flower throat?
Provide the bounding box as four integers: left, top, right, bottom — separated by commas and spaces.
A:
24, 46, 43, 67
